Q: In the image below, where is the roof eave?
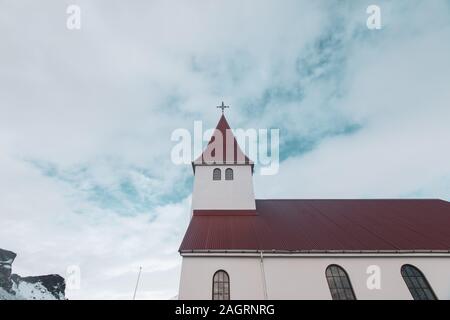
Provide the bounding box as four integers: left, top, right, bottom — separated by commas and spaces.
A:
191, 161, 255, 174
179, 249, 450, 255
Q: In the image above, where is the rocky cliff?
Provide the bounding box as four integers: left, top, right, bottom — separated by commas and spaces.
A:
0, 248, 65, 300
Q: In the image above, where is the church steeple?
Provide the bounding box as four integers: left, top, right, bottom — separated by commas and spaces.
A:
190, 106, 256, 212
193, 113, 253, 170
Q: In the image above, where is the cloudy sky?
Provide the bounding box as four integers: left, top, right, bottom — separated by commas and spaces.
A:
1, 0, 450, 299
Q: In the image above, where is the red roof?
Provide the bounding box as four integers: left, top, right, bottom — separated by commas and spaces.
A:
179, 199, 450, 253
193, 115, 252, 168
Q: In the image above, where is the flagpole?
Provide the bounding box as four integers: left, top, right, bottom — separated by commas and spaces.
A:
132, 266, 142, 300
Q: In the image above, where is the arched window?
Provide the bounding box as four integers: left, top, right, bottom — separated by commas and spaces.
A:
212, 270, 230, 300
325, 265, 356, 300
401, 264, 437, 300
225, 168, 233, 180
213, 168, 221, 180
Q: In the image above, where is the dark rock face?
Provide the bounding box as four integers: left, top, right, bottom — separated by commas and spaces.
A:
0, 248, 16, 292
0, 248, 65, 300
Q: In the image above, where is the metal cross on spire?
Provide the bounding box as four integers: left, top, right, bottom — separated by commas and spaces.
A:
216, 101, 230, 114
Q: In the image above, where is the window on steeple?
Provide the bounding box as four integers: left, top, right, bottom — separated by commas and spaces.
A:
225, 168, 233, 180
213, 168, 221, 180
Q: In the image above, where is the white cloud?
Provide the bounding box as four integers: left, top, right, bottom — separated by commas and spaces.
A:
0, 153, 191, 299
255, 1, 450, 200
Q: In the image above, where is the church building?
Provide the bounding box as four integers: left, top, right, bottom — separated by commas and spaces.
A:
178, 109, 450, 300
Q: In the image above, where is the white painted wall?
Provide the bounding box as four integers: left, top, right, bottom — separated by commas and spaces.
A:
191, 165, 255, 210
178, 255, 450, 300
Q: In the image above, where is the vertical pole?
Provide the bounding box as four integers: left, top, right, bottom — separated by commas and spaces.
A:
260, 251, 268, 300
133, 266, 142, 300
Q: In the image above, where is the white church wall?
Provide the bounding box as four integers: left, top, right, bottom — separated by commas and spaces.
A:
191, 165, 256, 211
178, 255, 450, 300
178, 256, 265, 300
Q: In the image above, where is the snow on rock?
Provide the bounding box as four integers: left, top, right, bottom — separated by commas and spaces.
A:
0, 287, 18, 300
0, 248, 65, 300
11, 275, 65, 300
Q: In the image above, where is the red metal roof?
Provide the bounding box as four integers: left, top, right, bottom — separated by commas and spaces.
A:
193, 115, 252, 168
179, 199, 450, 253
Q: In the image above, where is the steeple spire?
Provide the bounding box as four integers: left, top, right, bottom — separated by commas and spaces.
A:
193, 112, 253, 169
